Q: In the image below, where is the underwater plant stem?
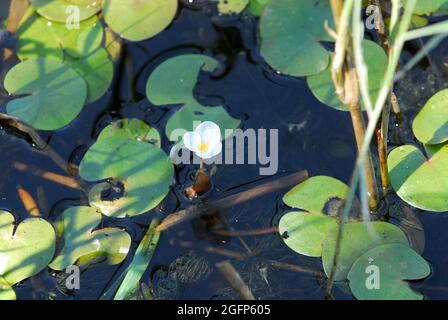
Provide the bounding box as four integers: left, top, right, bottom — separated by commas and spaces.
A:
216, 260, 255, 300
325, 0, 417, 298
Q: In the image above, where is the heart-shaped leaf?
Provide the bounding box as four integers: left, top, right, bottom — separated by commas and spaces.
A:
65, 48, 114, 103
146, 54, 241, 143
17, 11, 103, 60
308, 40, 388, 111
348, 243, 430, 300
388, 144, 448, 212
49, 206, 131, 270
103, 0, 178, 42
279, 176, 348, 257
412, 89, 448, 145
79, 121, 174, 217
322, 221, 409, 281
29, 0, 102, 23
259, 0, 334, 77
4, 58, 87, 130
0, 211, 56, 293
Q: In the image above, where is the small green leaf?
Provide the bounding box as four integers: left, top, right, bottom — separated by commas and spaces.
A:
49, 206, 131, 270
79, 122, 174, 217
103, 0, 178, 42
4, 58, 87, 130
413, 89, 448, 145
29, 0, 102, 23
308, 40, 388, 111
0, 211, 56, 289
348, 243, 430, 300
388, 144, 448, 212
259, 0, 334, 77
322, 221, 409, 281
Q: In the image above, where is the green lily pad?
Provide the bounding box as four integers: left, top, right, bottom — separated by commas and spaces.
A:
0, 277, 16, 300
79, 125, 174, 217
412, 89, 448, 145
248, 0, 270, 16
49, 206, 131, 270
259, 0, 333, 77
218, 0, 249, 14
322, 221, 409, 281
103, 0, 178, 42
0, 211, 56, 295
98, 118, 161, 147
388, 144, 448, 212
348, 243, 430, 300
16, 10, 64, 61
146, 54, 219, 106
65, 48, 113, 103
51, 15, 103, 58
165, 101, 241, 143
307, 40, 388, 111
146, 54, 241, 143
4, 58, 87, 130
279, 176, 348, 257
29, 0, 102, 23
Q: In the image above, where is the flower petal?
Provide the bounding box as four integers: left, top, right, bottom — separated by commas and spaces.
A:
197, 140, 222, 159
195, 121, 221, 149
183, 131, 201, 153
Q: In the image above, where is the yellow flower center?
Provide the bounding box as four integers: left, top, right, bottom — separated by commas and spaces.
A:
198, 143, 209, 153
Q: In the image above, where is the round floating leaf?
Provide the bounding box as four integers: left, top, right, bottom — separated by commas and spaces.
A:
165, 101, 240, 143
103, 0, 178, 42
16, 11, 64, 61
0, 211, 56, 289
322, 221, 409, 281
79, 134, 174, 217
259, 0, 333, 77
388, 144, 448, 212
413, 89, 448, 145
308, 40, 387, 111
98, 118, 161, 147
49, 206, 131, 270
218, 0, 249, 14
348, 243, 430, 300
283, 176, 349, 212
279, 176, 348, 257
65, 48, 113, 103
146, 54, 219, 106
4, 58, 87, 130
29, 0, 102, 23
279, 211, 337, 257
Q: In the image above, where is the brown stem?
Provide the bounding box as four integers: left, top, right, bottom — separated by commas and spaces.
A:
3, 0, 29, 61
213, 226, 279, 237
156, 170, 309, 232
216, 261, 255, 300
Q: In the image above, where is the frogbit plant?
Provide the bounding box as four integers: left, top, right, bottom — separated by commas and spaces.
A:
182, 121, 223, 199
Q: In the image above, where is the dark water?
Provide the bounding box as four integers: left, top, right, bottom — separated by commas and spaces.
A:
1, 1, 448, 300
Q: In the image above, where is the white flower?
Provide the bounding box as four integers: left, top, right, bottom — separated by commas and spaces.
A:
183, 121, 222, 159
